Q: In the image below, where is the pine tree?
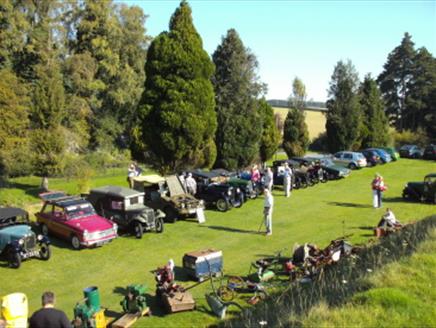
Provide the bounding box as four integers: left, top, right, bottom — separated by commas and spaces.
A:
0, 69, 31, 177
258, 99, 280, 163
137, 1, 217, 173
326, 60, 362, 152
282, 77, 310, 157
359, 74, 389, 148
378, 33, 416, 130
212, 28, 263, 169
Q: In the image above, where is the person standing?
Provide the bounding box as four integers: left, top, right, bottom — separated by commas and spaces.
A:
29, 292, 70, 328
264, 167, 274, 192
371, 173, 386, 208
251, 165, 261, 190
127, 163, 136, 189
263, 189, 274, 236
185, 173, 197, 195
283, 163, 292, 197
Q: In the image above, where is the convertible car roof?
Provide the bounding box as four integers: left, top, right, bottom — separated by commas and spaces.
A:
91, 185, 144, 198
0, 207, 28, 220
133, 175, 165, 185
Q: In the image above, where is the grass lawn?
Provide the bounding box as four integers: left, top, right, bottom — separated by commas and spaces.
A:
302, 228, 436, 327
0, 159, 434, 327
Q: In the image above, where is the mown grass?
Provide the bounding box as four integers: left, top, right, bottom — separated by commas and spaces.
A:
0, 159, 434, 327
302, 228, 436, 327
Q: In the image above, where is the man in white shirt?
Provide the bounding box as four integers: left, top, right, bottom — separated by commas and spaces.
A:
264, 167, 273, 192
283, 163, 292, 197
185, 173, 197, 195
263, 189, 274, 235
377, 208, 401, 230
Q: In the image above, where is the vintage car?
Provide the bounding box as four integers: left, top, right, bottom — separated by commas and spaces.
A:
402, 173, 436, 204
87, 186, 165, 238
189, 170, 244, 211
303, 156, 351, 180
35, 192, 118, 249
271, 159, 311, 188
211, 169, 259, 199
423, 144, 436, 160
133, 175, 205, 223
0, 208, 51, 268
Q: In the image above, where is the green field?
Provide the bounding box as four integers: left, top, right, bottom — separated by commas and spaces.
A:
0, 159, 435, 327
273, 107, 326, 140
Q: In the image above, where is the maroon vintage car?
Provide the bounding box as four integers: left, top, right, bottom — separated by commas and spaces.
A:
35, 191, 118, 250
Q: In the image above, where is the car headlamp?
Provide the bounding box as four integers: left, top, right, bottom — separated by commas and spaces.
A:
236, 188, 240, 193
37, 234, 43, 241
83, 229, 89, 238
227, 190, 232, 196
180, 203, 186, 209
18, 239, 24, 245
113, 223, 118, 232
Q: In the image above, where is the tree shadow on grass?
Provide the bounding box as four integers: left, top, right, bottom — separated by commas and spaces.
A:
1, 181, 42, 199
201, 225, 263, 235
383, 197, 405, 203
327, 201, 372, 208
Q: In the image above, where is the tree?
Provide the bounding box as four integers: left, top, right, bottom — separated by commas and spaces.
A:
137, 0, 216, 173
0, 69, 31, 177
378, 33, 416, 130
258, 99, 280, 163
289, 77, 306, 110
212, 28, 263, 169
326, 60, 362, 152
359, 74, 389, 148
282, 77, 310, 157
405, 47, 436, 140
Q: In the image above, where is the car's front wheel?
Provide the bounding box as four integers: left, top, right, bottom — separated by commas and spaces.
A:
39, 243, 51, 260
71, 235, 81, 250
155, 218, 164, 233
216, 198, 229, 212
164, 207, 178, 223
7, 249, 21, 269
41, 224, 49, 236
133, 221, 144, 239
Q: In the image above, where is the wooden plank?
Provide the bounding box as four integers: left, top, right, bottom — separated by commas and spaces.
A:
111, 308, 149, 328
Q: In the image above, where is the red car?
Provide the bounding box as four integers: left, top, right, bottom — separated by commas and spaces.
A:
36, 191, 118, 250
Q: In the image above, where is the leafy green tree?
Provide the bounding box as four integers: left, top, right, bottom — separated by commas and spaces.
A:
212, 28, 263, 169
137, 0, 216, 173
405, 47, 436, 140
378, 33, 416, 130
258, 99, 280, 163
289, 77, 306, 110
326, 60, 362, 152
359, 74, 389, 148
0, 69, 32, 177
283, 77, 310, 157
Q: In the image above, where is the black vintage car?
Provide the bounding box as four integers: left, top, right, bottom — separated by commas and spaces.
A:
271, 159, 310, 189
87, 186, 166, 238
210, 169, 259, 199
0, 208, 51, 268
423, 145, 436, 160
402, 173, 436, 204
189, 170, 244, 212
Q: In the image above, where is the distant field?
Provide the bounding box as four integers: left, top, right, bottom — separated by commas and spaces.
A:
273, 107, 326, 140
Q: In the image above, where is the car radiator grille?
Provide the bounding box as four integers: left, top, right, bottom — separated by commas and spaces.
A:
25, 235, 36, 249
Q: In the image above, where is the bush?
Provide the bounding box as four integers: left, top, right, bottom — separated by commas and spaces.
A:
309, 132, 329, 152
391, 129, 429, 148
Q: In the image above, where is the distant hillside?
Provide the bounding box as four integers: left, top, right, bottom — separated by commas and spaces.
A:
268, 99, 327, 111
273, 107, 326, 140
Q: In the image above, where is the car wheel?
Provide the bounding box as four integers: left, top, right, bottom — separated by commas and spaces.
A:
216, 198, 229, 212
39, 243, 51, 260
71, 235, 81, 250
8, 249, 21, 269
235, 194, 244, 208
41, 224, 49, 236
348, 163, 357, 170
133, 221, 144, 239
155, 218, 164, 233
402, 190, 408, 200
164, 207, 178, 223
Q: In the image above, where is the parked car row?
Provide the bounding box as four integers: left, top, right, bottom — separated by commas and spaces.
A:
399, 144, 436, 160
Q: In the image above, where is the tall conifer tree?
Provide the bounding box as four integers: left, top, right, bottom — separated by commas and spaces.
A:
212, 28, 263, 169
137, 1, 216, 173
326, 60, 361, 152
359, 74, 389, 148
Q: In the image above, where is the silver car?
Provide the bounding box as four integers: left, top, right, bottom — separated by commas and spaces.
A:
333, 151, 367, 169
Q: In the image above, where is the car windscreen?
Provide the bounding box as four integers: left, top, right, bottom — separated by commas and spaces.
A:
65, 204, 96, 219
321, 159, 334, 166
400, 145, 412, 150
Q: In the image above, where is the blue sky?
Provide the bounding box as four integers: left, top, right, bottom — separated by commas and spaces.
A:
121, 0, 436, 102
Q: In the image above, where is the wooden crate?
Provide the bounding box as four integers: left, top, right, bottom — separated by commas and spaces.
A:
162, 291, 195, 314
